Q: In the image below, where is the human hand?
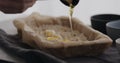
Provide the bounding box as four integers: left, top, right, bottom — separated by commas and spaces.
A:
0, 0, 36, 13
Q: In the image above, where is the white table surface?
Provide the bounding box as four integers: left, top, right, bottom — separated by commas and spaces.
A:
0, 0, 120, 62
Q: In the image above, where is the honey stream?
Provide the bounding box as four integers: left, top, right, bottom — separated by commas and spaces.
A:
69, 4, 74, 32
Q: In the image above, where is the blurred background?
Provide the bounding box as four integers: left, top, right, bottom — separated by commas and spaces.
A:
24, 0, 120, 25
0, 0, 120, 25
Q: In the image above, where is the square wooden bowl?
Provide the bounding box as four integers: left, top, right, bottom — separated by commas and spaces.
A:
14, 13, 112, 58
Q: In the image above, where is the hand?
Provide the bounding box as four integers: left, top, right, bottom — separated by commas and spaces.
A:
0, 0, 36, 13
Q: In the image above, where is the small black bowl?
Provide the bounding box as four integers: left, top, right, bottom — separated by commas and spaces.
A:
91, 14, 120, 34
106, 20, 120, 44
116, 38, 120, 53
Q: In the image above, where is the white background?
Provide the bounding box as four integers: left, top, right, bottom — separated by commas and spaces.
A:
1, 0, 120, 25
25, 0, 120, 24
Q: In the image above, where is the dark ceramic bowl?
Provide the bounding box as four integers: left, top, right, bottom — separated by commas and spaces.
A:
91, 14, 120, 34
116, 38, 120, 53
106, 20, 120, 44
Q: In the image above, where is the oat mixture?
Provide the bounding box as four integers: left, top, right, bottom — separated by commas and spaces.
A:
34, 25, 88, 43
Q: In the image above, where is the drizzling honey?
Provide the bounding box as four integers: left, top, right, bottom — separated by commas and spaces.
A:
60, 0, 80, 32
66, 0, 74, 31
69, 3, 74, 31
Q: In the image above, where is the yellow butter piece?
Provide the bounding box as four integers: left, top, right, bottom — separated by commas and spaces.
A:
44, 30, 62, 41
63, 39, 70, 42
44, 30, 57, 37
47, 37, 58, 41
44, 30, 54, 37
